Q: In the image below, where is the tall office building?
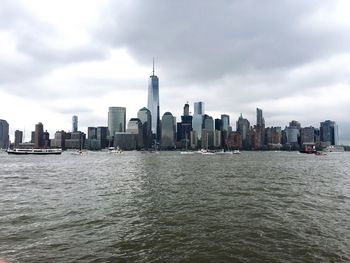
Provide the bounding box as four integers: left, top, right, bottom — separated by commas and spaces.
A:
34, 122, 44, 148
236, 114, 250, 147
147, 60, 160, 139
183, 102, 190, 116
221, 114, 230, 131
137, 107, 152, 148
14, 130, 23, 146
320, 120, 338, 145
0, 119, 9, 149
161, 112, 176, 149
177, 102, 193, 145
108, 107, 126, 138
192, 101, 205, 142
127, 118, 143, 148
256, 108, 265, 126
194, 102, 205, 115
256, 108, 265, 147
72, 115, 78, 132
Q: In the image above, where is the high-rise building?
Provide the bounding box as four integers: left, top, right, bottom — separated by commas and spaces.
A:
161, 112, 176, 149
127, 118, 143, 148
256, 108, 265, 126
183, 102, 190, 116
87, 127, 97, 140
147, 60, 160, 139
192, 101, 205, 142
34, 122, 44, 148
320, 120, 338, 145
108, 107, 126, 138
236, 114, 250, 147
301, 126, 315, 145
177, 102, 193, 147
256, 108, 266, 147
0, 119, 9, 149
194, 102, 205, 115
214, 118, 222, 131
137, 107, 152, 149
50, 130, 66, 149
14, 130, 23, 146
72, 115, 78, 132
221, 114, 230, 131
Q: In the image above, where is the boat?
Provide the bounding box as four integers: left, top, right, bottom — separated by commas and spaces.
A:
233, 150, 240, 154
215, 149, 233, 155
299, 145, 317, 154
7, 148, 62, 155
324, 146, 345, 152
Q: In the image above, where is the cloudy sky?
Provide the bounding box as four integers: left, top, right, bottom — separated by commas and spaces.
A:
1, 0, 349, 143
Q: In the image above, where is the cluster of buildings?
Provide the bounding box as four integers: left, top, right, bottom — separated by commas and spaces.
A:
0, 63, 341, 151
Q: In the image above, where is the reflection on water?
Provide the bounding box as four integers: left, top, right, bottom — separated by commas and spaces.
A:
0, 151, 350, 262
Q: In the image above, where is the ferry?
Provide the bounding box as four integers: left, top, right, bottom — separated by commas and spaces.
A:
324, 146, 345, 152
7, 148, 62, 155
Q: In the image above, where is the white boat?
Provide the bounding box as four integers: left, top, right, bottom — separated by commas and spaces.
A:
233, 150, 241, 154
109, 146, 122, 154
215, 149, 233, 155
7, 148, 62, 155
324, 146, 345, 152
180, 151, 194, 155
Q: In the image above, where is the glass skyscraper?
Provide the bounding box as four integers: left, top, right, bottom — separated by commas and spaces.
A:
72, 115, 78, 132
147, 61, 160, 139
0, 119, 9, 149
108, 107, 126, 138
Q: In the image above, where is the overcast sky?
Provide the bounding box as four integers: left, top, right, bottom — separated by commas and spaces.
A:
1, 0, 349, 143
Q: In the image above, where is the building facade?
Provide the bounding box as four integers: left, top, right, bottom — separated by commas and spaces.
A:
161, 112, 176, 149
0, 119, 9, 149
108, 107, 126, 138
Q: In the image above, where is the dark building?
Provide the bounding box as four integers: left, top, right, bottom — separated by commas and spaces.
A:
65, 131, 86, 149
43, 130, 50, 148
34, 122, 44, 148
88, 127, 97, 139
177, 102, 193, 148
215, 118, 222, 131
320, 120, 338, 146
0, 119, 9, 149
137, 107, 152, 149
14, 130, 23, 147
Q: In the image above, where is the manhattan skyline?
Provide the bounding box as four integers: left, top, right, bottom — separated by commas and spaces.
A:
0, 0, 349, 143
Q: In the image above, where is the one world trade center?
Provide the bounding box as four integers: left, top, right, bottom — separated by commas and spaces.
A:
147, 60, 160, 140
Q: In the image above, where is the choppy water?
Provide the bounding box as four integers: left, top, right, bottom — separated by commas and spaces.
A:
0, 151, 350, 262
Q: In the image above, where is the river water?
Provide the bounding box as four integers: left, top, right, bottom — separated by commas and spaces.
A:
0, 151, 350, 262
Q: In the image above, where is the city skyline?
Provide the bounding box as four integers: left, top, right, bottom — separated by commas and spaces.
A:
0, 0, 350, 143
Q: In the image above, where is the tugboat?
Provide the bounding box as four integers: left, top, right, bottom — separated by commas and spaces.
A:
299, 144, 317, 154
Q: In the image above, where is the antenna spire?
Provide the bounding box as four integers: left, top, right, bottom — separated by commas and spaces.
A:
152, 57, 155, 75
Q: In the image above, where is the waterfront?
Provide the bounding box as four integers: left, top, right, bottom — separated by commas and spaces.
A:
1, 151, 350, 262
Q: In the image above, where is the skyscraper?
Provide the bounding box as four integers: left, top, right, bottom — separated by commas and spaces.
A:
236, 114, 250, 147
192, 101, 205, 142
161, 112, 176, 149
14, 130, 23, 146
72, 115, 78, 132
34, 122, 44, 148
320, 120, 338, 145
147, 60, 160, 139
194, 102, 205, 115
256, 108, 265, 126
108, 107, 126, 138
137, 107, 152, 149
0, 119, 9, 149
